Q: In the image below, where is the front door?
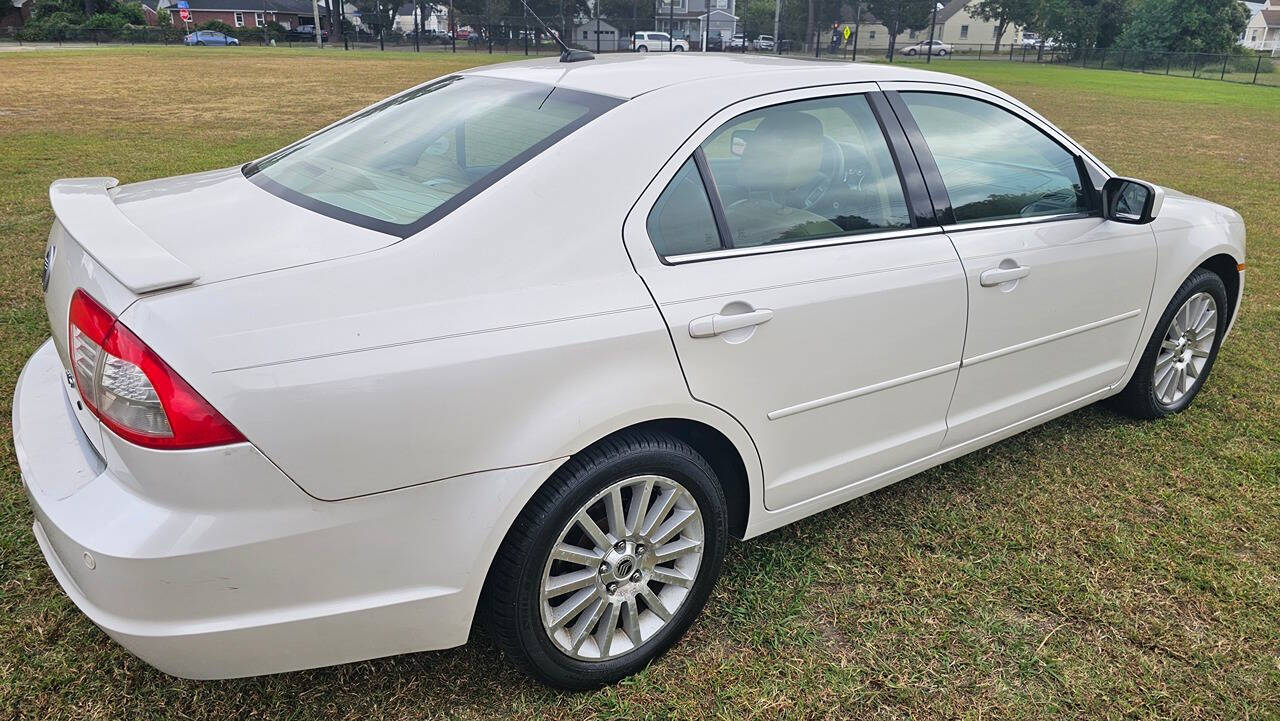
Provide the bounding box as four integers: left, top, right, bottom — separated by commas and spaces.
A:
885, 88, 1157, 445
624, 87, 968, 510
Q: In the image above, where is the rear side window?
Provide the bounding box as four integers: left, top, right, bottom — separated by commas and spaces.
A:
246, 76, 619, 237
898, 92, 1089, 224
697, 94, 911, 248
647, 158, 721, 256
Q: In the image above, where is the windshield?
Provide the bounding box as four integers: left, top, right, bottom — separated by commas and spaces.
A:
245, 76, 620, 237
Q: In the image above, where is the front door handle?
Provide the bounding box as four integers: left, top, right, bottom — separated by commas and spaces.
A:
980, 265, 1031, 287
689, 309, 774, 338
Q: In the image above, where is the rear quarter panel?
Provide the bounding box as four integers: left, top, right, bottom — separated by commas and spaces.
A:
118, 100, 760, 501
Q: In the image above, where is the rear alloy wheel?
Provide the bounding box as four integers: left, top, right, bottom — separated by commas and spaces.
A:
1109, 268, 1228, 419
937, 49, 948, 56
483, 431, 727, 689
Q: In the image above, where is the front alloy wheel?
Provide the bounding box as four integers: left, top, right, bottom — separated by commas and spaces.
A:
1109, 267, 1228, 419
1153, 291, 1217, 406
483, 431, 727, 689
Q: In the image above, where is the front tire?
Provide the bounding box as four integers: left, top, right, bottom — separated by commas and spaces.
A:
483, 431, 728, 689
673, 45, 684, 52
1109, 267, 1228, 419
905, 48, 917, 56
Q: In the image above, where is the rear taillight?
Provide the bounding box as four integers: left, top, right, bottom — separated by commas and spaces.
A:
68, 289, 245, 450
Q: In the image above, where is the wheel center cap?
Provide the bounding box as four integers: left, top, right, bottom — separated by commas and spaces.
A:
614, 557, 635, 580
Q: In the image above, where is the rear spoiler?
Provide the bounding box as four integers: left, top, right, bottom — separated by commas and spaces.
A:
49, 177, 199, 294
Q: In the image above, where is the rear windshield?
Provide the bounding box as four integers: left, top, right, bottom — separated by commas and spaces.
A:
245, 76, 620, 237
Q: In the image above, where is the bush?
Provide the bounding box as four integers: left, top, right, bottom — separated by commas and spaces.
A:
84, 12, 127, 30
198, 19, 237, 34
116, 1, 147, 25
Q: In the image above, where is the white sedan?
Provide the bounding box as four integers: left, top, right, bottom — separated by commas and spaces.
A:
903, 39, 953, 56
15, 54, 1245, 688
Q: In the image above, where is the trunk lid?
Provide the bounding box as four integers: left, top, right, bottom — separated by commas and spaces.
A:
110, 167, 397, 286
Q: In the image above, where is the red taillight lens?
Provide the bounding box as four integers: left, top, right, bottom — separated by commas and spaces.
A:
68, 290, 246, 450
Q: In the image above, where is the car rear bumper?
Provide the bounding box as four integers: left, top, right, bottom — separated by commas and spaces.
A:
15, 339, 561, 679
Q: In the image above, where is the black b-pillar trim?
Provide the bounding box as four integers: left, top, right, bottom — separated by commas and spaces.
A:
882, 90, 957, 227
866, 91, 937, 229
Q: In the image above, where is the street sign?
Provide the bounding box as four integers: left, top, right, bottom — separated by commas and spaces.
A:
179, 8, 190, 21
176, 1, 188, 8
842, 25, 851, 42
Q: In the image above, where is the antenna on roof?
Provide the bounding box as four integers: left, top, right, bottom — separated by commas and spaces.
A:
517, 0, 594, 62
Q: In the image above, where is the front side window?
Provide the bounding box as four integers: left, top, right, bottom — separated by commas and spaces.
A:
899, 92, 1090, 224
695, 94, 910, 249
247, 76, 618, 236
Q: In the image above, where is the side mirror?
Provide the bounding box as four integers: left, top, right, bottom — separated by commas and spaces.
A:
730, 129, 753, 157
1102, 177, 1164, 224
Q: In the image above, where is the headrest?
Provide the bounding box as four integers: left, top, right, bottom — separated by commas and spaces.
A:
739, 111, 824, 195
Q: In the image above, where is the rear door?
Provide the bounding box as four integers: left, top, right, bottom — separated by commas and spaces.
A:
623, 86, 967, 511
881, 85, 1157, 445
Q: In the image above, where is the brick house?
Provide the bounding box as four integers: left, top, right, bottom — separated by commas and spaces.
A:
153, 0, 336, 31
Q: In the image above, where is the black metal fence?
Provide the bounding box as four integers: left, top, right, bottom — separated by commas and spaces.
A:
3, 22, 1275, 87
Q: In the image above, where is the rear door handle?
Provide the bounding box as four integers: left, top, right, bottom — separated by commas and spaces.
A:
689, 309, 774, 338
980, 265, 1031, 287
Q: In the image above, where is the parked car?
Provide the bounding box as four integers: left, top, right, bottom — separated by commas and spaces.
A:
632, 31, 687, 52
752, 33, 775, 50
728, 32, 746, 49
902, 39, 952, 56
285, 25, 329, 42
705, 30, 723, 51
183, 30, 239, 46
18, 55, 1245, 690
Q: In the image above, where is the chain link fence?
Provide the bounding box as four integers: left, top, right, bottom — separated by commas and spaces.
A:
3, 20, 1275, 88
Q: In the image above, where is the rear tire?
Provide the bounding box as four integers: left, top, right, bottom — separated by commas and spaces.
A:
482, 431, 728, 689
937, 49, 948, 56
1108, 268, 1228, 419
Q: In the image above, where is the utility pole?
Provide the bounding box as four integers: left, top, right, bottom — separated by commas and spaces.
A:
669, 0, 674, 51
772, 0, 780, 54
925, 1, 939, 63
312, 0, 322, 47
887, 0, 899, 61
851, 2, 861, 60
450, 0, 455, 52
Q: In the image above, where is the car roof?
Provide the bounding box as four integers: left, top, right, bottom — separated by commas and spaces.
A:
464, 53, 985, 100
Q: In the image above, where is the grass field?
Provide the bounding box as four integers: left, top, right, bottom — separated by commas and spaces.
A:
1, 48, 1277, 720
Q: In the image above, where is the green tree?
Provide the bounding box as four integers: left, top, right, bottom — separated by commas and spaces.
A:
971, 0, 1033, 51
1115, 0, 1247, 54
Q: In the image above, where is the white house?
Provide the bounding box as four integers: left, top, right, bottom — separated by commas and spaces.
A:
839, 0, 1021, 53
393, 2, 447, 33
1242, 0, 1280, 53
653, 0, 738, 45
575, 18, 625, 51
